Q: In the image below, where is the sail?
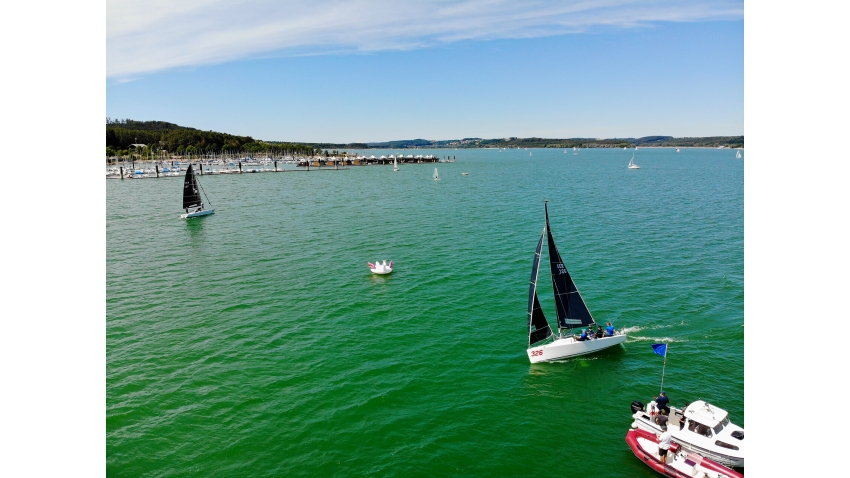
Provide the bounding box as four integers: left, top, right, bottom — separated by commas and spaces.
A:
528, 229, 553, 345
544, 203, 595, 330
182, 164, 202, 209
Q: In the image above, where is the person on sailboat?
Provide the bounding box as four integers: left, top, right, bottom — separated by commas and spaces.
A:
577, 329, 589, 341
606, 322, 615, 336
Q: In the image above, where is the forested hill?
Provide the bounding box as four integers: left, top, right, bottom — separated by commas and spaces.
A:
106, 119, 743, 156
107, 119, 256, 153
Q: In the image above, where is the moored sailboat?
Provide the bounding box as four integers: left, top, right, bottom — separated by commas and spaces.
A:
526, 202, 627, 363
180, 164, 215, 219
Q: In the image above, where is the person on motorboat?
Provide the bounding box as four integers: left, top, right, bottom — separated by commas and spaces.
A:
654, 391, 670, 414
654, 409, 669, 428
656, 425, 673, 465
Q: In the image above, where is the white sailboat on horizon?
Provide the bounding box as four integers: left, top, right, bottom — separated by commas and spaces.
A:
628, 152, 640, 169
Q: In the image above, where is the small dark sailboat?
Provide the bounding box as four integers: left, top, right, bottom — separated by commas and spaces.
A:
180, 164, 214, 219
526, 201, 626, 362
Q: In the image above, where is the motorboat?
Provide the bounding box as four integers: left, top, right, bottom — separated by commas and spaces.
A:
625, 428, 742, 478
369, 260, 393, 274
630, 400, 744, 468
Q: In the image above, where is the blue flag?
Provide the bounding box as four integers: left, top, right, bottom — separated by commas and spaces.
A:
651, 343, 667, 357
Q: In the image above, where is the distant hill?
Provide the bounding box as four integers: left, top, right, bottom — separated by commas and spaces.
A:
105, 119, 743, 157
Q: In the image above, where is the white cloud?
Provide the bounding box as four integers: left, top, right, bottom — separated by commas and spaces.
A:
107, 0, 742, 78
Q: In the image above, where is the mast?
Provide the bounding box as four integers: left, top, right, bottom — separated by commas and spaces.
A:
528, 213, 553, 346
544, 202, 596, 334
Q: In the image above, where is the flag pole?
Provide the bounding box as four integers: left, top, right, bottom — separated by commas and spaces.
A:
660, 345, 668, 394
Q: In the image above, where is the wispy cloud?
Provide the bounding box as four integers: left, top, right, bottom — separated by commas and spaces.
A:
107, 0, 742, 78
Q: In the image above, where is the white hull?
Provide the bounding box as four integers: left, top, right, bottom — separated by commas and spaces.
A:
527, 333, 626, 363
181, 209, 215, 219
628, 165, 640, 169
370, 268, 393, 274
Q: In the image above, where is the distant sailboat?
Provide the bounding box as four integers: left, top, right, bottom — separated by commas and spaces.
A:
529, 152, 533, 157
736, 150, 742, 159
393, 156, 399, 171
433, 168, 440, 180
628, 152, 640, 169
676, 148, 680, 153
180, 164, 215, 218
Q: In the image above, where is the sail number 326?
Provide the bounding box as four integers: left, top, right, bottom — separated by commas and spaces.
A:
530, 350, 544, 357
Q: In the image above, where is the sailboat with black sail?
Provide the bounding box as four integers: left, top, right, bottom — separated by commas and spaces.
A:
526, 202, 627, 362
180, 164, 215, 219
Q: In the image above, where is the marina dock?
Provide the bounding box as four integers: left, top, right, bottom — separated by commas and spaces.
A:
106, 154, 456, 179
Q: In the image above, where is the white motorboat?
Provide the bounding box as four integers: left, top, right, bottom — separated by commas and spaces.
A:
630, 399, 744, 468
461, 172, 468, 176
628, 153, 640, 169
369, 260, 393, 274
179, 164, 215, 219
525, 202, 627, 363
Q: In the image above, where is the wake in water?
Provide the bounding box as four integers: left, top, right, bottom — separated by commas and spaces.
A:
627, 336, 686, 343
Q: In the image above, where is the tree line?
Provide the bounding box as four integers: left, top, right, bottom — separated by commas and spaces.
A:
106, 119, 320, 160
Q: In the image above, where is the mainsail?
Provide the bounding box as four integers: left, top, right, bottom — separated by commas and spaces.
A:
528, 229, 553, 345
182, 164, 203, 209
544, 203, 595, 330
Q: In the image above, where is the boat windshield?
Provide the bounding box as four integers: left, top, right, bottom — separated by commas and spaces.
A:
713, 416, 730, 435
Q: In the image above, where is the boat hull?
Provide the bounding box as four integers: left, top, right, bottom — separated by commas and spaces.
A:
370, 268, 392, 274
181, 209, 215, 219
527, 333, 626, 363
625, 429, 742, 478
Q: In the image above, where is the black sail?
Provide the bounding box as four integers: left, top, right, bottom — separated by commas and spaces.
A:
528, 229, 553, 346
545, 203, 595, 330
182, 164, 203, 209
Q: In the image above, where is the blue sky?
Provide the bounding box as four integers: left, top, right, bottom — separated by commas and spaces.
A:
106, 1, 743, 143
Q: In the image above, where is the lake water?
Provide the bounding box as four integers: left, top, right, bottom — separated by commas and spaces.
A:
107, 147, 744, 477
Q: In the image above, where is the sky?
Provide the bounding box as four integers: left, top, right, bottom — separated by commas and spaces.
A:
106, 0, 744, 143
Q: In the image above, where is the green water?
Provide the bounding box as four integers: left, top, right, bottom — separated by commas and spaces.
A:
107, 148, 743, 477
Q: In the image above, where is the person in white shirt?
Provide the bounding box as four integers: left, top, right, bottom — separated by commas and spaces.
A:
657, 425, 673, 465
